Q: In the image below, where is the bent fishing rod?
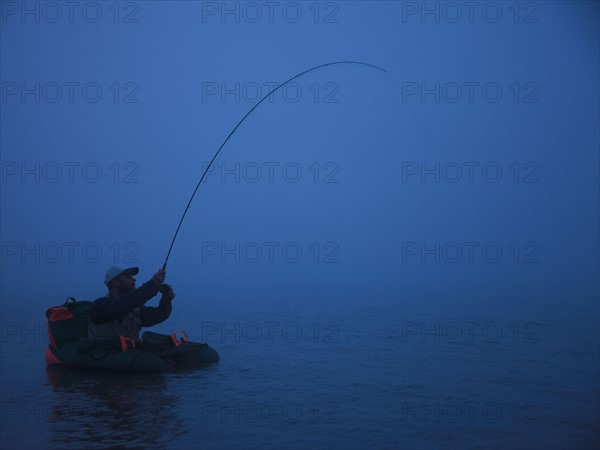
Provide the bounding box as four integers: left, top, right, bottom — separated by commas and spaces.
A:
161, 61, 387, 271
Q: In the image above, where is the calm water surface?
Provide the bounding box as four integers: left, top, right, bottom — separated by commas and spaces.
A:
1, 294, 598, 449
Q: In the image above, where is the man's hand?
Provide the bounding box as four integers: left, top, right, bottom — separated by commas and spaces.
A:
160, 284, 175, 304
152, 269, 166, 287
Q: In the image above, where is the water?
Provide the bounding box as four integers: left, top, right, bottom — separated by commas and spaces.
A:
1, 294, 598, 449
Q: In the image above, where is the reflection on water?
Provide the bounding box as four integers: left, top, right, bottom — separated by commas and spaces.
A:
45, 368, 183, 450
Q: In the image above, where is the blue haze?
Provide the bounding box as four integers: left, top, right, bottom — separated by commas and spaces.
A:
1, 1, 598, 449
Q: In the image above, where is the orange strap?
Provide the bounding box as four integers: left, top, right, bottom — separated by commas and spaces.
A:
48, 307, 74, 322
119, 336, 137, 351
170, 330, 190, 347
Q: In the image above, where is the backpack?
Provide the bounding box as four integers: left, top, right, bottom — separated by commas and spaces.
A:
46, 297, 92, 350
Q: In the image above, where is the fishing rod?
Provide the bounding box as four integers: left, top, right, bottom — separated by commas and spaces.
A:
161, 61, 387, 271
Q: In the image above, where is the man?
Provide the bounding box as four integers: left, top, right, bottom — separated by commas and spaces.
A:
88, 265, 175, 341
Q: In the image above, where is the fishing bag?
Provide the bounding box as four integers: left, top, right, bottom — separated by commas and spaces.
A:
46, 297, 92, 350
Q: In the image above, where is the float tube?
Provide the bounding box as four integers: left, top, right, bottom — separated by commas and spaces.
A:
45, 298, 219, 372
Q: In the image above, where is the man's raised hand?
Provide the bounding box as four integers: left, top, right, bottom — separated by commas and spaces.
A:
152, 269, 166, 286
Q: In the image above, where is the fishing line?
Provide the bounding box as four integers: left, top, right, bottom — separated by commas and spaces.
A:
162, 61, 387, 270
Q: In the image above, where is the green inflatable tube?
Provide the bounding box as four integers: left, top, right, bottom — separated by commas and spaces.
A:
46, 332, 220, 372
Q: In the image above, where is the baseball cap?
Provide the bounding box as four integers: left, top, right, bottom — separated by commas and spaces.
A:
104, 265, 139, 285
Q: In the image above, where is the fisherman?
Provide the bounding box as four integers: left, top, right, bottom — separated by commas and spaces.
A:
87, 265, 175, 341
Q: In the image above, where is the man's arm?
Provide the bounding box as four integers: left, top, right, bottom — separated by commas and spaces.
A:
140, 286, 175, 327
89, 280, 160, 325
140, 300, 172, 327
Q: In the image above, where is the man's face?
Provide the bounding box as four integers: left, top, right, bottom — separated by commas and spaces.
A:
115, 273, 136, 294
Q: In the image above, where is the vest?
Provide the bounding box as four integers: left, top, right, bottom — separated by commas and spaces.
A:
88, 307, 142, 341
